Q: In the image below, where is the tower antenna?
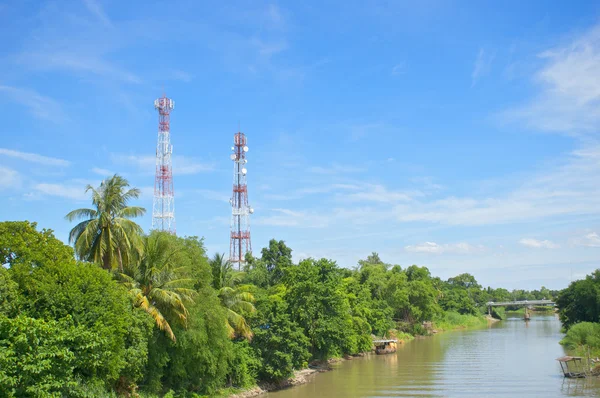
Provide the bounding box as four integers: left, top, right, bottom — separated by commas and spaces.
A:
152, 95, 176, 234
229, 130, 253, 269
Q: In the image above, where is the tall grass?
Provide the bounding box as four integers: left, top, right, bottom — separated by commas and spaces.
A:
560, 322, 600, 357
434, 311, 488, 331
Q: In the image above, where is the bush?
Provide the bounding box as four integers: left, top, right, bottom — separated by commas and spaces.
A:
1, 221, 152, 389
251, 300, 310, 382
491, 307, 505, 320
227, 340, 260, 388
0, 315, 105, 397
434, 311, 487, 331
560, 322, 600, 356
157, 287, 232, 396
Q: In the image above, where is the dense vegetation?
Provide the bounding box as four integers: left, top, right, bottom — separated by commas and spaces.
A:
556, 270, 600, 357
0, 175, 559, 397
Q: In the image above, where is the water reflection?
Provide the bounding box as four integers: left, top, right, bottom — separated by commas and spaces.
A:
268, 315, 600, 398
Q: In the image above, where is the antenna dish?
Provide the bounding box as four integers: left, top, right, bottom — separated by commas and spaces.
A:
249, 207, 254, 214
242, 168, 247, 175
243, 146, 249, 152
231, 146, 234, 151
230, 154, 236, 160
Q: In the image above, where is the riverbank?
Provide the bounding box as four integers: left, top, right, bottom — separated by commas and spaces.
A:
227, 313, 495, 398
263, 315, 589, 398
433, 312, 493, 332
226, 357, 354, 398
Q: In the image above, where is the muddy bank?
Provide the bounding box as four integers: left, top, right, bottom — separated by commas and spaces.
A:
229, 356, 364, 398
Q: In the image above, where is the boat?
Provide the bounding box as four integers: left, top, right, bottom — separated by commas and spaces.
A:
373, 339, 397, 355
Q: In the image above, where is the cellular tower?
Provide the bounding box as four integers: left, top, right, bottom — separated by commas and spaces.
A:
229, 131, 253, 268
152, 95, 176, 234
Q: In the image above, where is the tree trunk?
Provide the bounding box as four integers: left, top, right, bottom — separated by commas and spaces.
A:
102, 253, 111, 270
117, 247, 124, 273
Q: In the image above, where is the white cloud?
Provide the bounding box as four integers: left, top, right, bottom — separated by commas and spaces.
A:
503, 24, 600, 135
405, 242, 485, 254
307, 163, 366, 175
0, 167, 20, 189
472, 48, 495, 86
519, 238, 559, 249
82, 0, 112, 27
0, 86, 66, 122
16, 52, 142, 84
391, 63, 406, 76
197, 189, 230, 203
573, 232, 600, 248
111, 154, 155, 170
174, 156, 215, 175
392, 145, 600, 226
11, 3, 140, 85
171, 69, 193, 82
33, 183, 89, 201
111, 153, 214, 175
138, 186, 155, 201
91, 167, 112, 176
265, 4, 285, 28
253, 208, 328, 228
344, 184, 413, 203
0, 148, 70, 166
250, 37, 288, 56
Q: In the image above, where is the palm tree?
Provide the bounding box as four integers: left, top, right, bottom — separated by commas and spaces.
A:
209, 253, 256, 339
65, 175, 145, 271
119, 232, 197, 342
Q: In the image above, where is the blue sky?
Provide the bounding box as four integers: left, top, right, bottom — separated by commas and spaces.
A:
1, 0, 600, 290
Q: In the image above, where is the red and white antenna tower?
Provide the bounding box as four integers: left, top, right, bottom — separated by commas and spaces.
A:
152, 95, 176, 234
229, 131, 253, 268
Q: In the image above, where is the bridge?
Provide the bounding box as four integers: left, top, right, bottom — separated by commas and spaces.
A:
486, 300, 555, 307
486, 300, 555, 317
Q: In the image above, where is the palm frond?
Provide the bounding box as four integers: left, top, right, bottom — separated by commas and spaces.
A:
65, 208, 97, 222
118, 206, 146, 218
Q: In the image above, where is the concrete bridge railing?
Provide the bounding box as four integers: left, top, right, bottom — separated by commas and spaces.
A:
486, 300, 555, 307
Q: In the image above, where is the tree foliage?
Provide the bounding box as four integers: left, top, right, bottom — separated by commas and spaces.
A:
65, 175, 145, 271
556, 270, 600, 329
1, 215, 566, 396
251, 299, 310, 382
119, 231, 197, 342
0, 221, 152, 393
284, 258, 355, 359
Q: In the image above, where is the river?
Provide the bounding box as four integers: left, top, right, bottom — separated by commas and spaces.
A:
267, 314, 600, 397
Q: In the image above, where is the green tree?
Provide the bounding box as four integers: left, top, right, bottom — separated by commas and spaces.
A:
284, 258, 356, 359
0, 315, 101, 397
0, 267, 20, 317
119, 231, 197, 342
1, 221, 152, 389
358, 252, 385, 268
0, 221, 75, 269
158, 294, 235, 395
261, 239, 293, 285
65, 175, 145, 271
209, 252, 256, 339
447, 273, 480, 289
556, 270, 600, 329
250, 299, 310, 382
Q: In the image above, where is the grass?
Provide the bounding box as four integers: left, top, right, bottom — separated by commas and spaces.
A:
433, 311, 488, 332
560, 322, 600, 358
387, 329, 415, 343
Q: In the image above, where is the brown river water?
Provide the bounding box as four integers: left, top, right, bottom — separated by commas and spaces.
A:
267, 315, 600, 397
